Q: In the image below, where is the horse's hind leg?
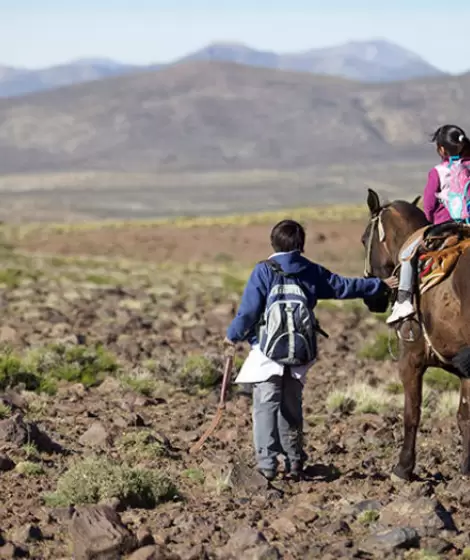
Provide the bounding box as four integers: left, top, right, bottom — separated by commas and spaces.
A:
393, 345, 426, 481
453, 348, 470, 474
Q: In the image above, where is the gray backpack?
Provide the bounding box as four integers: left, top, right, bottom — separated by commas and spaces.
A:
258, 260, 326, 366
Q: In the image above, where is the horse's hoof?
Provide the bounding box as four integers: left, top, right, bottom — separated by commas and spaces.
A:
392, 464, 413, 482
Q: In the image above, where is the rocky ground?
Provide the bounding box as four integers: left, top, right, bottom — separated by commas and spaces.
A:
0, 220, 469, 559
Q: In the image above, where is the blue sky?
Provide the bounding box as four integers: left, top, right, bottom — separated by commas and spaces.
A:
2, 0, 469, 73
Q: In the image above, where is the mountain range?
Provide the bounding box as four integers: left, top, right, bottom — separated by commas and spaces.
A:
0, 60, 468, 178
0, 39, 446, 98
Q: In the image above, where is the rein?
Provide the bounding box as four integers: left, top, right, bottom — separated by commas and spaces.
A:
365, 209, 451, 366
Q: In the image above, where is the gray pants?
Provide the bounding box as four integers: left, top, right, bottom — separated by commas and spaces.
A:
398, 236, 422, 293
252, 372, 304, 471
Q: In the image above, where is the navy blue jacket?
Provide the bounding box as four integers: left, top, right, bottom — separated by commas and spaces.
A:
226, 251, 384, 345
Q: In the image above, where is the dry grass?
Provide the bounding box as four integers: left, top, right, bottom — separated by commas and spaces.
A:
437, 391, 460, 418
326, 382, 403, 415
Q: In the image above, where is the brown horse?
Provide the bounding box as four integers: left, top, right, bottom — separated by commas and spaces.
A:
362, 188, 470, 481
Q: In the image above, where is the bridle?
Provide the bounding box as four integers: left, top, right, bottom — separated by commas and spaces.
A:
364, 210, 386, 278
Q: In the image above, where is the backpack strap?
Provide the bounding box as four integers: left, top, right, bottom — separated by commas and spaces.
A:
259, 259, 298, 279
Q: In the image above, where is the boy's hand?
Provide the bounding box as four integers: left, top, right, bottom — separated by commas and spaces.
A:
383, 275, 399, 290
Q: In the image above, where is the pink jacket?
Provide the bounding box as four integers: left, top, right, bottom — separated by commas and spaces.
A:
422, 162, 452, 224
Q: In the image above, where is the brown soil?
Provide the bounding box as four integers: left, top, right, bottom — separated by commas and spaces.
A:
0, 222, 468, 559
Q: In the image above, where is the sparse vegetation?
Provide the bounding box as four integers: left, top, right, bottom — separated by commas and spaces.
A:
22, 443, 39, 459
0, 344, 118, 394
44, 456, 177, 508
424, 368, 460, 392
359, 332, 398, 361
326, 390, 355, 414
385, 381, 403, 395
0, 401, 12, 419
179, 355, 221, 391
15, 461, 44, 476
357, 509, 380, 525
437, 391, 460, 418
326, 383, 403, 415
182, 468, 205, 484
117, 430, 166, 461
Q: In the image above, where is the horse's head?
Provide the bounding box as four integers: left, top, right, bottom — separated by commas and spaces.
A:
362, 188, 426, 280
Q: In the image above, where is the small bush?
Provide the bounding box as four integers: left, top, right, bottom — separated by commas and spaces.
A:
326, 383, 402, 415
424, 368, 460, 392
27, 344, 118, 388
357, 509, 380, 525
0, 402, 12, 419
326, 390, 355, 414
15, 461, 44, 476
359, 332, 398, 361
0, 351, 41, 392
385, 382, 403, 395
44, 456, 177, 508
23, 443, 39, 459
0, 344, 118, 394
118, 430, 166, 460
182, 468, 205, 484
180, 355, 221, 390
122, 369, 158, 397
437, 391, 460, 418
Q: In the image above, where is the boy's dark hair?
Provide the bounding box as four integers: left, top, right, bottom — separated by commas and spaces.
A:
431, 124, 470, 157
270, 220, 305, 253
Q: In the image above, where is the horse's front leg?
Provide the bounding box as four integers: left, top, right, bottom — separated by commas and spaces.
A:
393, 343, 426, 481
458, 378, 470, 475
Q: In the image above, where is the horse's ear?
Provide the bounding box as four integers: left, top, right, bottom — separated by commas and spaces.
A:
367, 189, 381, 215
411, 195, 421, 207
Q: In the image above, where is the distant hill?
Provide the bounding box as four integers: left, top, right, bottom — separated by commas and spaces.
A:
0, 59, 140, 98
0, 61, 468, 177
0, 39, 446, 98
183, 39, 445, 82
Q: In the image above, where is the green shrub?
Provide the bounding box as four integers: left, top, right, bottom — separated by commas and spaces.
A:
44, 456, 177, 508
15, 461, 44, 476
359, 332, 398, 361
357, 509, 380, 525
117, 430, 166, 460
424, 368, 460, 392
179, 355, 221, 390
0, 402, 12, 419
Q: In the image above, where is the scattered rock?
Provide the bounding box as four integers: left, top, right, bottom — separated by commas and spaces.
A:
0, 414, 62, 453
0, 325, 18, 344
136, 527, 154, 548
12, 524, 43, 544
353, 499, 382, 515
127, 545, 176, 560
0, 542, 29, 558
362, 527, 420, 552
380, 497, 456, 537
78, 422, 112, 448
0, 454, 15, 473
270, 516, 297, 537
70, 505, 137, 560
226, 462, 269, 496
0, 414, 31, 446
327, 520, 351, 536
218, 527, 266, 557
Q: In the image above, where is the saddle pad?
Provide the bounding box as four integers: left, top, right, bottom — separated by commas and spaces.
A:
418, 237, 470, 294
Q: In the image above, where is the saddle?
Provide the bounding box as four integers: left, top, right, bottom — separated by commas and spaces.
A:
415, 222, 470, 294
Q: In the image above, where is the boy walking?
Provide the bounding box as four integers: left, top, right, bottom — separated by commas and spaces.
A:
225, 220, 395, 480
